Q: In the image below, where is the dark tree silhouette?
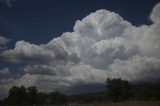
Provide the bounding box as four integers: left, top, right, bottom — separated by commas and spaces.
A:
130, 82, 160, 100
27, 86, 38, 105
106, 78, 131, 102
7, 86, 27, 105
37, 92, 48, 105
49, 91, 67, 105
1, 79, 160, 105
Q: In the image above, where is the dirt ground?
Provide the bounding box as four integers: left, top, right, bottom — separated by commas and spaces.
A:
81, 101, 160, 106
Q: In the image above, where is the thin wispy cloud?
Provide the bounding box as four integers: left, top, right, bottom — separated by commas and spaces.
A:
0, 36, 10, 51
0, 68, 10, 76
0, 0, 16, 7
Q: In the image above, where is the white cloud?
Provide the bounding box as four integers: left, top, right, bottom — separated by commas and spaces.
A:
0, 2, 160, 99
0, 68, 10, 76
0, 36, 10, 51
109, 55, 160, 81
0, 36, 10, 45
150, 2, 160, 23
1, 40, 79, 64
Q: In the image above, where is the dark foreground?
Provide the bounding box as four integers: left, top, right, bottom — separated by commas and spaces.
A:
81, 101, 160, 106
0, 101, 160, 106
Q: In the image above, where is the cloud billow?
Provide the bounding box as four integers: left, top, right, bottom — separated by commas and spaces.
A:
0, 2, 160, 99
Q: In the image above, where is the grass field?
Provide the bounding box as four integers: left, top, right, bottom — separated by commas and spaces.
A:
81, 101, 160, 106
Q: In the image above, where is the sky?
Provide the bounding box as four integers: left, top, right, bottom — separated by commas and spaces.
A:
0, 0, 160, 99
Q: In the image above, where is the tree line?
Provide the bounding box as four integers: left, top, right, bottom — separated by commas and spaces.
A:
0, 78, 160, 105
69, 78, 160, 103
106, 78, 160, 102
0, 86, 67, 105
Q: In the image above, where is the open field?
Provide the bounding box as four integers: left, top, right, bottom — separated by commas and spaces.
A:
81, 101, 160, 106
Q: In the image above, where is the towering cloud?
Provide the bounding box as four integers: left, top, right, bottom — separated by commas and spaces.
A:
0, 2, 160, 99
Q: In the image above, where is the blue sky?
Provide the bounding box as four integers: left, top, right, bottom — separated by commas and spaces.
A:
0, 0, 160, 99
0, 0, 159, 44
0, 0, 159, 74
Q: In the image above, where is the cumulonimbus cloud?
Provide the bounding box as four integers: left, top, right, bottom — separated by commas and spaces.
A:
0, 2, 160, 99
